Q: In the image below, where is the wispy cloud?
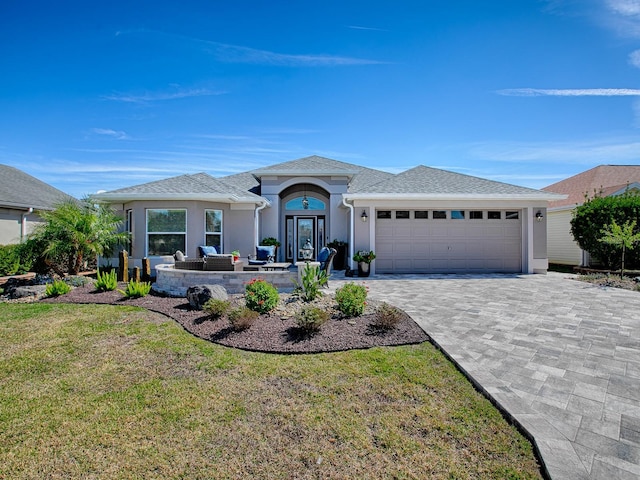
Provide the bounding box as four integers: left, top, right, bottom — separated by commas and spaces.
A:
629, 49, 640, 67
103, 86, 227, 104
347, 25, 389, 32
497, 88, 640, 96
202, 41, 388, 66
470, 138, 640, 163
91, 128, 130, 140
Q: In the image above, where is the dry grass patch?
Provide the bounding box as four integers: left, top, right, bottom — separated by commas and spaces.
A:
0, 303, 543, 479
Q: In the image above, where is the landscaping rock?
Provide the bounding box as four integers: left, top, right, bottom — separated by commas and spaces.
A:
9, 285, 48, 300
187, 284, 228, 310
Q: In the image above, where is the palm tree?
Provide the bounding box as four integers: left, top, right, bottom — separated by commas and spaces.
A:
30, 199, 129, 275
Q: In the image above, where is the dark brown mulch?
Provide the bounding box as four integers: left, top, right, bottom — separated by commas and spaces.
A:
41, 284, 429, 354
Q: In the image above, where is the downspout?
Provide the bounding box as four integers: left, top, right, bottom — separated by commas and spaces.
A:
20, 208, 33, 242
254, 200, 268, 246
341, 197, 355, 270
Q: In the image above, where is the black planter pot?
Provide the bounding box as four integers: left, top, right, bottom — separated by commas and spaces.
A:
357, 261, 370, 277
331, 244, 348, 270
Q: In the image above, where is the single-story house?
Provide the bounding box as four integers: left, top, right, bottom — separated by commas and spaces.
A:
92, 155, 563, 274
542, 165, 640, 266
0, 164, 75, 245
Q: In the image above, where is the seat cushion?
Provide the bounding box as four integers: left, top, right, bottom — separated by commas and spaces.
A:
256, 245, 276, 261
248, 260, 267, 265
317, 247, 330, 263
199, 245, 219, 257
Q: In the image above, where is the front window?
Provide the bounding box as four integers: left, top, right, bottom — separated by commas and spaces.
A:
146, 209, 186, 256
205, 209, 222, 251
285, 196, 325, 210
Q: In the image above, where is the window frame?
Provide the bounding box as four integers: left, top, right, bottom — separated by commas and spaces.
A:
146, 208, 187, 256
204, 209, 223, 251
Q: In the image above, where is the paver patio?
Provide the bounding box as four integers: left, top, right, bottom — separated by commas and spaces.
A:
328, 272, 640, 480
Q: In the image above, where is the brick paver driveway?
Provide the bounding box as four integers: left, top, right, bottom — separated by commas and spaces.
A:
329, 272, 640, 480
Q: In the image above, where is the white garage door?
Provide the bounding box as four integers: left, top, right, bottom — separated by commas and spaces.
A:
375, 209, 522, 273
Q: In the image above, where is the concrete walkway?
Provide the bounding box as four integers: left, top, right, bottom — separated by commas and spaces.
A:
327, 272, 640, 480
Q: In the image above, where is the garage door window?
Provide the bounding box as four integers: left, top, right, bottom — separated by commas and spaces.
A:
396, 211, 410, 219
470, 211, 483, 219
377, 211, 391, 219
488, 211, 501, 219
506, 211, 519, 219
451, 210, 465, 219
433, 211, 447, 219
415, 211, 428, 219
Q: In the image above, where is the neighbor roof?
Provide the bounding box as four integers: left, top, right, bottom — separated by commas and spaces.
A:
92, 172, 265, 203
347, 165, 562, 200
543, 165, 640, 208
0, 164, 74, 210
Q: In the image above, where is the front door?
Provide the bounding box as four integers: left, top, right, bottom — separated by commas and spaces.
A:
286, 215, 326, 262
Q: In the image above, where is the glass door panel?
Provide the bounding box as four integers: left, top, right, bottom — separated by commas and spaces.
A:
297, 217, 315, 261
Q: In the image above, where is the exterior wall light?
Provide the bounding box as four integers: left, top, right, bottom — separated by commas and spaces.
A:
302, 194, 309, 210
535, 211, 544, 222
361, 210, 368, 222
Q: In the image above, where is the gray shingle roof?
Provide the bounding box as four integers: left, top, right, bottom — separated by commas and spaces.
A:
93, 172, 264, 202
222, 155, 395, 193
0, 164, 74, 210
351, 165, 555, 197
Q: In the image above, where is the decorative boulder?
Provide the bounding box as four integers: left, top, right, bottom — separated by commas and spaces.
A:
186, 284, 228, 310
9, 285, 48, 300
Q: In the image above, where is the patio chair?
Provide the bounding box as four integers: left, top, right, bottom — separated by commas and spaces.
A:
204, 255, 243, 271
317, 247, 337, 287
174, 259, 205, 270
198, 245, 219, 257
248, 245, 276, 266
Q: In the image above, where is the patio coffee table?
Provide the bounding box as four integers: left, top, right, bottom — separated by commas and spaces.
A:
261, 262, 291, 271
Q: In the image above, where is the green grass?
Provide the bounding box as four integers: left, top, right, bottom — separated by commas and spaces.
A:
0, 303, 543, 479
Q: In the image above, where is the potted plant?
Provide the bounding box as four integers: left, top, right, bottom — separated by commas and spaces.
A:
327, 239, 348, 270
353, 250, 376, 277
231, 250, 240, 262
260, 237, 281, 261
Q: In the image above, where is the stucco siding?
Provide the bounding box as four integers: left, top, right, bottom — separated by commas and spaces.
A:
547, 209, 582, 265
0, 208, 45, 245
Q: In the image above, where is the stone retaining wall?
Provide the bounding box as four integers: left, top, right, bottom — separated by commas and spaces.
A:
153, 264, 297, 297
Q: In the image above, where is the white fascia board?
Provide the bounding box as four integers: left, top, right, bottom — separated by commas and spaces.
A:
91, 192, 267, 204
343, 192, 567, 202
253, 170, 355, 180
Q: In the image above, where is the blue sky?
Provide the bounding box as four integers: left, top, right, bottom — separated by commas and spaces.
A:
2, 0, 640, 198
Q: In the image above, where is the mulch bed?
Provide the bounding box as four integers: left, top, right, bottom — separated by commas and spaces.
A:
41, 284, 429, 354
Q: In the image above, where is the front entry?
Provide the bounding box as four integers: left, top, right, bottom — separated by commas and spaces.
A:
285, 215, 326, 262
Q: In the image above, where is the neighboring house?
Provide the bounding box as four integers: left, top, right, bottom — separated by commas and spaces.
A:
542, 165, 640, 266
92, 156, 562, 274
0, 164, 74, 245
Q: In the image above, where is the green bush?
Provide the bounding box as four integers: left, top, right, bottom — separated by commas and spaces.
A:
0, 243, 33, 276
335, 283, 368, 317
119, 280, 151, 299
295, 306, 330, 333
372, 302, 403, 330
245, 278, 279, 314
571, 192, 640, 269
45, 279, 72, 297
95, 269, 118, 292
296, 263, 327, 302
203, 298, 231, 319
64, 275, 91, 287
228, 306, 259, 331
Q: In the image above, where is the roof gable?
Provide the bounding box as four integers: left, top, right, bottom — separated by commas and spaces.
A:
93, 172, 264, 203
543, 165, 640, 208
352, 165, 553, 197
0, 164, 74, 210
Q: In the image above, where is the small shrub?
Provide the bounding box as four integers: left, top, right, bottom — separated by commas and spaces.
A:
372, 302, 403, 330
296, 263, 327, 302
65, 275, 90, 287
119, 280, 151, 298
45, 279, 72, 297
203, 298, 231, 319
335, 283, 368, 317
95, 268, 118, 292
228, 306, 259, 331
295, 306, 330, 334
245, 278, 279, 314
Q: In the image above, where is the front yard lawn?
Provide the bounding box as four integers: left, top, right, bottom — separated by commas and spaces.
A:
0, 303, 543, 479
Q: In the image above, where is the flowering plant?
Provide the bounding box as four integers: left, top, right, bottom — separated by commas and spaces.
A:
353, 250, 376, 264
